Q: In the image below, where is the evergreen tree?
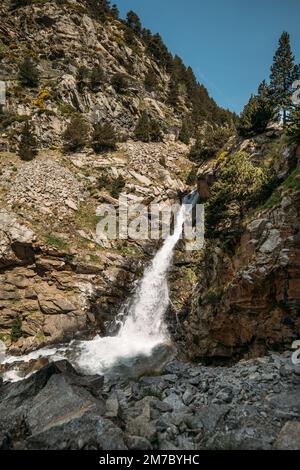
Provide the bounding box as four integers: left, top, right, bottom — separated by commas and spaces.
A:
63, 114, 89, 152
134, 111, 162, 142
86, 0, 111, 21
146, 33, 173, 69
92, 122, 117, 152
189, 126, 232, 163
110, 4, 119, 19
238, 81, 276, 137
10, 0, 31, 9
126, 10, 142, 36
270, 32, 300, 124
167, 78, 180, 108
124, 27, 137, 47
144, 69, 158, 92
18, 57, 39, 88
179, 118, 193, 144
149, 118, 163, 142
19, 122, 37, 161
135, 111, 151, 142
286, 105, 300, 143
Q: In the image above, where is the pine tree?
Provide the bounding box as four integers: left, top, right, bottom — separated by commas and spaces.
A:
19, 122, 37, 161
270, 32, 300, 124
134, 111, 151, 142
63, 114, 89, 152
179, 118, 193, 144
189, 126, 232, 163
144, 69, 158, 92
124, 27, 137, 47
134, 111, 162, 142
149, 118, 163, 142
237, 81, 276, 137
167, 78, 180, 108
126, 10, 142, 36
18, 57, 39, 88
11, 0, 31, 9
110, 4, 119, 19
286, 105, 300, 143
92, 122, 117, 152
86, 0, 110, 21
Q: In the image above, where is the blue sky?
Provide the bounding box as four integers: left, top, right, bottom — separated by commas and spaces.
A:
114, 0, 300, 114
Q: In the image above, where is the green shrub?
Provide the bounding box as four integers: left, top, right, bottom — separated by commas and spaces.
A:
11, 316, 22, 343
111, 73, 129, 94
92, 122, 117, 152
189, 126, 232, 163
19, 122, 38, 161
0, 111, 29, 130
63, 114, 89, 152
144, 69, 158, 92
110, 175, 125, 198
206, 152, 268, 243
90, 65, 105, 91
186, 166, 197, 185
179, 118, 193, 144
134, 111, 162, 142
18, 56, 39, 88
98, 173, 125, 198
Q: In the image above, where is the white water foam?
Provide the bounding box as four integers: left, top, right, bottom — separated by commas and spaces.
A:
1, 193, 198, 379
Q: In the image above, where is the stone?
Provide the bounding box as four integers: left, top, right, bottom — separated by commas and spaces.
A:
163, 393, 186, 411
105, 398, 119, 418
274, 421, 300, 450
259, 229, 281, 253
26, 412, 126, 450
65, 199, 78, 211
126, 435, 152, 450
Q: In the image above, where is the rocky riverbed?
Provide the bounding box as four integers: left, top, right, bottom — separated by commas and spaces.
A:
0, 352, 299, 450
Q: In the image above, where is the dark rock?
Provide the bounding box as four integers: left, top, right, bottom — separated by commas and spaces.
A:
27, 374, 105, 435
126, 435, 152, 450
26, 411, 127, 450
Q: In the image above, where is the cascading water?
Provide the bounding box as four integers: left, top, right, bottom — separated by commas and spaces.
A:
1, 192, 199, 379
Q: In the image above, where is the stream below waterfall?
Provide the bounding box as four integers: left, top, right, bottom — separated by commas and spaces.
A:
1, 192, 199, 382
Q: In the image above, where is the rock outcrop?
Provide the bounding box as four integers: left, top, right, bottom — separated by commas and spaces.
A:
0, 354, 299, 450
0, 140, 192, 353
184, 135, 300, 362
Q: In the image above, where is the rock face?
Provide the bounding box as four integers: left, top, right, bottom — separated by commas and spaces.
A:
0, 140, 192, 353
185, 136, 300, 362
0, 0, 189, 149
0, 354, 299, 450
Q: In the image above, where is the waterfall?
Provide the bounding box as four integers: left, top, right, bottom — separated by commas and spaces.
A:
75, 197, 188, 374
1, 192, 198, 379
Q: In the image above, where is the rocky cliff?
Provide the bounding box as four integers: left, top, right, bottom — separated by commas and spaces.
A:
183, 132, 300, 362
